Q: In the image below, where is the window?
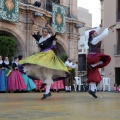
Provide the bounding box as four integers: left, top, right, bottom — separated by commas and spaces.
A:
53, 0, 60, 3
78, 54, 86, 71
117, 0, 120, 21
46, 0, 60, 12
117, 29, 120, 54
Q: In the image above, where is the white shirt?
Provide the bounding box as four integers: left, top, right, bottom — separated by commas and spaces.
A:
39, 34, 51, 43
0, 60, 3, 64
65, 61, 73, 67
91, 28, 109, 45
72, 63, 76, 69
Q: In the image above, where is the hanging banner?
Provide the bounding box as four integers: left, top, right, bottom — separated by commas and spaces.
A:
0, 0, 19, 22
52, 2, 66, 33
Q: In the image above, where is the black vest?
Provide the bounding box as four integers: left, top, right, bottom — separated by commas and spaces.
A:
88, 41, 102, 53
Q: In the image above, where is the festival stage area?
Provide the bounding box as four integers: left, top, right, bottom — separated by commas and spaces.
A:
0, 92, 120, 120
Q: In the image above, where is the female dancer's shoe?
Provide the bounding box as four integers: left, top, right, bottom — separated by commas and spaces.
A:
41, 92, 52, 100
88, 90, 97, 98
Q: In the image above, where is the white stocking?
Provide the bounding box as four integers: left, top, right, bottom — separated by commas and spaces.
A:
89, 82, 96, 92
69, 86, 71, 91
65, 86, 69, 91
45, 84, 51, 94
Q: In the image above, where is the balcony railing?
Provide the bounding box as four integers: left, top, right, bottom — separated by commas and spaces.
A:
46, 0, 70, 17
46, 0, 52, 12
19, 0, 28, 4
19, 0, 70, 17
114, 45, 120, 55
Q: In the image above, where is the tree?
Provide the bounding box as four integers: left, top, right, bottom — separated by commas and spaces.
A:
0, 36, 17, 61
60, 54, 68, 62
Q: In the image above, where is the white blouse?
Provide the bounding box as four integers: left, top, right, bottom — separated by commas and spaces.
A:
91, 28, 109, 45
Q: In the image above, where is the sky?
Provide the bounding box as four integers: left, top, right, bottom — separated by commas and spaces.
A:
77, 0, 101, 27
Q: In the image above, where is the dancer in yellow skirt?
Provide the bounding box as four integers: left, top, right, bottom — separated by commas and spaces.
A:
19, 18, 69, 99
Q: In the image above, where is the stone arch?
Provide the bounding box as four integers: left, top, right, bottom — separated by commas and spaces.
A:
0, 24, 26, 57
55, 35, 68, 57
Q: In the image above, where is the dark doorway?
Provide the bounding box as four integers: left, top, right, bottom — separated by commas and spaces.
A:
115, 68, 120, 85
78, 54, 86, 71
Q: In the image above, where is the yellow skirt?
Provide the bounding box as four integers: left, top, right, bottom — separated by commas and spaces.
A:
19, 50, 68, 84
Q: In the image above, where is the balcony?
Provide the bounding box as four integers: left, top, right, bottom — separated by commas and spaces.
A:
19, 0, 28, 4
19, 0, 70, 17
114, 45, 120, 55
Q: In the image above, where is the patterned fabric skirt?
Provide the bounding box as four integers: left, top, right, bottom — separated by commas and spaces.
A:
33, 80, 42, 91
21, 73, 36, 91
87, 53, 111, 84
0, 69, 8, 91
51, 80, 64, 90
19, 50, 68, 84
7, 70, 27, 91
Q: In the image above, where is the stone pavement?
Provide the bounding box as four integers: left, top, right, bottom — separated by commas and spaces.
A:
0, 92, 120, 120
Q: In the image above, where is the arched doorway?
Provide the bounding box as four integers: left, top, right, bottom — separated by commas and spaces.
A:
54, 42, 66, 57
0, 30, 23, 57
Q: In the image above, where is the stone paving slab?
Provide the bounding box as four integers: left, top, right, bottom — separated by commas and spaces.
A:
0, 92, 120, 120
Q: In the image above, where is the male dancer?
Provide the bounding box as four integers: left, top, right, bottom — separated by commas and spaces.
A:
87, 24, 115, 98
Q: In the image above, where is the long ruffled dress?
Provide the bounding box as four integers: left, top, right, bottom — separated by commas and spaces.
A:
19, 34, 69, 84
0, 69, 8, 91
0, 62, 9, 92
18, 64, 36, 91
7, 63, 27, 91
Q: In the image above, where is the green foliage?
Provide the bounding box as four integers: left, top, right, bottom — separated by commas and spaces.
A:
60, 54, 68, 62
0, 36, 17, 61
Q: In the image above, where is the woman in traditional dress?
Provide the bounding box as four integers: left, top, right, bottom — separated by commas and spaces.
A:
87, 24, 115, 98
19, 19, 69, 99
7, 57, 27, 92
0, 56, 8, 92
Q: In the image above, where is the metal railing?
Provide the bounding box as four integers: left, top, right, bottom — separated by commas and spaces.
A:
46, 0, 70, 17
19, 0, 70, 17
19, 0, 28, 4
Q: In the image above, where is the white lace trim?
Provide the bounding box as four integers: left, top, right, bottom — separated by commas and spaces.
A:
0, 60, 3, 64
14, 61, 18, 66
4, 61, 9, 65
39, 34, 51, 43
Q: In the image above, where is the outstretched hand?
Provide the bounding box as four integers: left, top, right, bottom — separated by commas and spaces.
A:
40, 17, 50, 27
45, 21, 50, 27
29, 16, 35, 24
108, 24, 116, 32
99, 24, 103, 27
108, 24, 116, 29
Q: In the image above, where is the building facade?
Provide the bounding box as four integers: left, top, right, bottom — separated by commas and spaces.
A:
100, 0, 120, 86
77, 7, 92, 77
0, 0, 84, 70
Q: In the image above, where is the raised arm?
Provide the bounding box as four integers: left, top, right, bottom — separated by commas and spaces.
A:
46, 24, 55, 36
94, 24, 103, 35
91, 28, 109, 45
